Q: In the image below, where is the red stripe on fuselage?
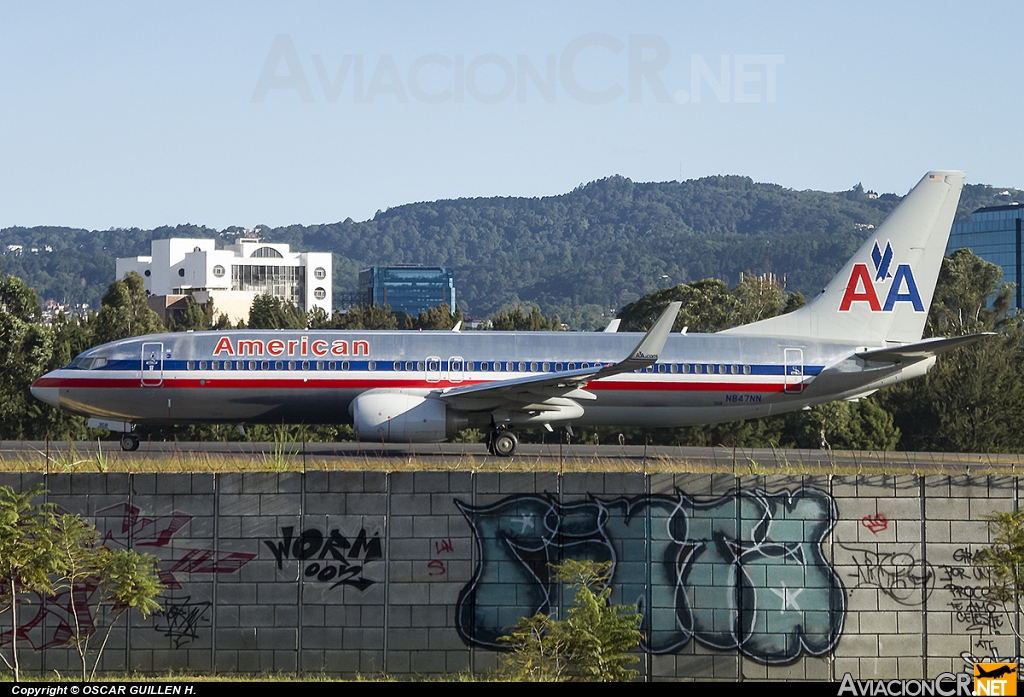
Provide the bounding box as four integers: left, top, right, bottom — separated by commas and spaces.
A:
35, 375, 791, 393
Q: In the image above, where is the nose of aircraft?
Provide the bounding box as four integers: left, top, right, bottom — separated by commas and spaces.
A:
30, 375, 60, 408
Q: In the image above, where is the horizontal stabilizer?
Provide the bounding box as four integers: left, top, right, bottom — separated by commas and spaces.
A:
856, 333, 995, 363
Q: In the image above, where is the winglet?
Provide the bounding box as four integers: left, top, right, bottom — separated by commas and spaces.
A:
624, 301, 681, 366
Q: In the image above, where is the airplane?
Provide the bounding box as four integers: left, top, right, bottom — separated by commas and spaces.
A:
31, 171, 989, 456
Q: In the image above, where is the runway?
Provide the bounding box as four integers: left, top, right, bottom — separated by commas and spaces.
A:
2, 439, 1021, 474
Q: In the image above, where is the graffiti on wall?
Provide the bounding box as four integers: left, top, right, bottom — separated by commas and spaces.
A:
455, 487, 844, 665
838, 544, 934, 606
0, 502, 255, 652
264, 525, 383, 591
428, 538, 454, 577
154, 596, 213, 648
941, 547, 1002, 636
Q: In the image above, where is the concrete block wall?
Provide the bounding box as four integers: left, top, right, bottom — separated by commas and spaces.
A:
0, 471, 1017, 681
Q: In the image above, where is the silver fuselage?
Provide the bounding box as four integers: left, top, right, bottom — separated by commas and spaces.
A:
31, 329, 928, 429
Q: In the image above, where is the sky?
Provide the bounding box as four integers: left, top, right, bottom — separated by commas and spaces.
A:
2, 2, 1022, 231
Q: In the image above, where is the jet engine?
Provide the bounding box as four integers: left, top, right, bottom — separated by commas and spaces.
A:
350, 389, 467, 443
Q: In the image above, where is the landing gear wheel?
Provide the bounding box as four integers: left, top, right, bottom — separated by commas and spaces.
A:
121, 434, 140, 452
493, 431, 518, 457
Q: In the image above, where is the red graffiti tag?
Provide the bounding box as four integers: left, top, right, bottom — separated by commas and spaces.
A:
862, 513, 889, 534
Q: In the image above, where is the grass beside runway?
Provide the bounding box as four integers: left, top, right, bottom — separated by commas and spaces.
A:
1, 439, 1022, 477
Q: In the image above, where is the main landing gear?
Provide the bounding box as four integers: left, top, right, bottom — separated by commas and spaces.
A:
120, 433, 140, 451
486, 429, 518, 457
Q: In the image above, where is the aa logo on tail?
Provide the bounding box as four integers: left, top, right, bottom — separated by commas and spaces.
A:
839, 240, 924, 312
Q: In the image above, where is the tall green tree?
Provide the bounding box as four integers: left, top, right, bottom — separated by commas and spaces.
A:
490, 304, 563, 331
785, 398, 900, 451
0, 275, 56, 439
332, 304, 399, 330
247, 294, 306, 330
408, 303, 463, 330
616, 275, 797, 333
974, 511, 1024, 644
167, 295, 217, 332
54, 514, 163, 682
881, 249, 1023, 452
92, 272, 163, 344
0, 485, 58, 682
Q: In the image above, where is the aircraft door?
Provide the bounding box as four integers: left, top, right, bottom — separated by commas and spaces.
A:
448, 356, 464, 383
426, 356, 441, 383
784, 348, 804, 393
141, 342, 164, 387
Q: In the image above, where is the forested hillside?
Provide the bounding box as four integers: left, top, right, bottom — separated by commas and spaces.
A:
3, 177, 1021, 327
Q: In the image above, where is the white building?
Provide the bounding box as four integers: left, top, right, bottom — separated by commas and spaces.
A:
116, 238, 332, 324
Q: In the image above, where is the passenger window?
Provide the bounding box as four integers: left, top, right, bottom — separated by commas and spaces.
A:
275, 361, 283, 370
317, 361, 324, 370
530, 362, 538, 371
394, 361, 401, 371
555, 362, 563, 371
261, 361, 269, 370
302, 361, 309, 370
187, 361, 194, 370
199, 361, 207, 370
743, 365, 751, 375
730, 365, 739, 374
368, 361, 376, 371
342, 361, 350, 371
249, 361, 257, 370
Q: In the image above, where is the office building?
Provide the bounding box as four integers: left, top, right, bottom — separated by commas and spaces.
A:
116, 238, 332, 324
946, 203, 1024, 308
358, 266, 456, 316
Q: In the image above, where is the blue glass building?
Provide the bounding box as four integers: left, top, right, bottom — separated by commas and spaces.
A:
946, 203, 1024, 308
358, 266, 456, 316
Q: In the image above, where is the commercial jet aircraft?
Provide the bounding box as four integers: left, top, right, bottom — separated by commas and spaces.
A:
31, 171, 988, 456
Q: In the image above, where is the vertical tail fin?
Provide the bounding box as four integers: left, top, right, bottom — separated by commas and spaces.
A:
723, 170, 965, 344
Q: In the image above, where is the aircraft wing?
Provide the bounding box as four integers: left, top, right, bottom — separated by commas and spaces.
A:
439, 302, 681, 409
856, 333, 995, 363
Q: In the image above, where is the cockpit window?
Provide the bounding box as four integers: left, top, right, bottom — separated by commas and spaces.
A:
77, 357, 108, 370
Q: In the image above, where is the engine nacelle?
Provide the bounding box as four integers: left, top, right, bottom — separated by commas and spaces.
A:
350, 390, 464, 443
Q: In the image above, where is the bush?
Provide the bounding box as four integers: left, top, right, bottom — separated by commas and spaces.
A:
496, 560, 642, 682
